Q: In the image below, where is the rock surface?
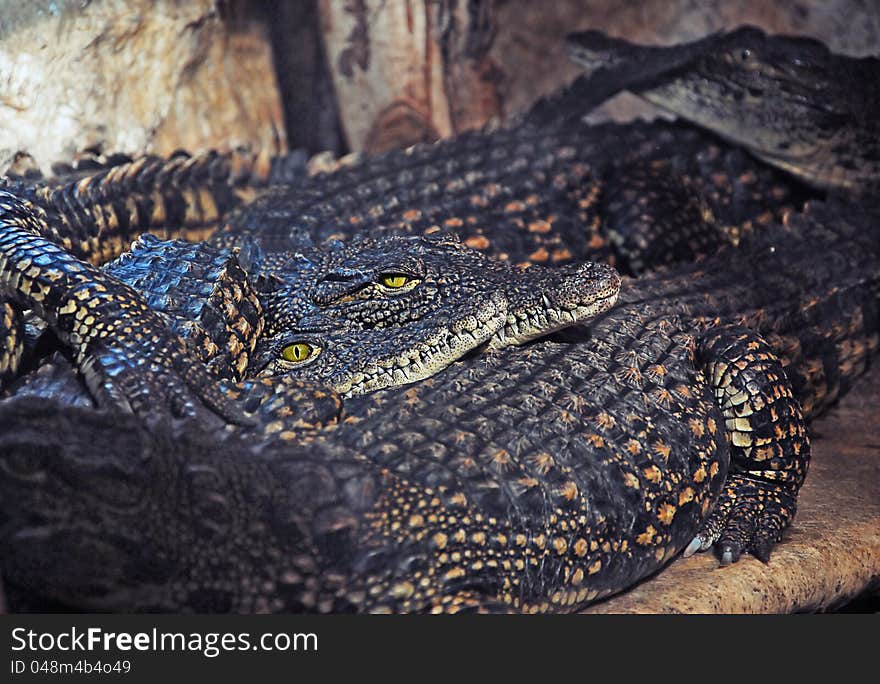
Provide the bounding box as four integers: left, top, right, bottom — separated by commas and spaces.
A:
0, 0, 285, 175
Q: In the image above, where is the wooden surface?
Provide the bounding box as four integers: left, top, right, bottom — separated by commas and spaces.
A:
319, 0, 502, 153
584, 365, 880, 613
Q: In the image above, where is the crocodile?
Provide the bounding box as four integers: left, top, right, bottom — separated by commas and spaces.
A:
2, 195, 619, 415
0, 109, 805, 402
566, 26, 880, 193
210, 117, 804, 273
1, 197, 876, 612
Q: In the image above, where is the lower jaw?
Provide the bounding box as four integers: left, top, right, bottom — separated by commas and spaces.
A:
336, 319, 506, 397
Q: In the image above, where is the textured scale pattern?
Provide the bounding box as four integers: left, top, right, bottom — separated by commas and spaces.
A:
102, 235, 264, 381
0, 199, 876, 613
0, 192, 249, 424
0, 150, 276, 390
214, 120, 804, 273
0, 117, 805, 392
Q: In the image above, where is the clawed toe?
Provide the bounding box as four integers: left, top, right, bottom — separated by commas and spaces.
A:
687, 473, 797, 566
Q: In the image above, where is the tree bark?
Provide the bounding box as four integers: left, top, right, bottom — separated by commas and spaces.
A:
319, 0, 502, 153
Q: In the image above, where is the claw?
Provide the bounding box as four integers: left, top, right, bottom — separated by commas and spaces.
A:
719, 544, 740, 566
751, 538, 774, 564
683, 536, 704, 558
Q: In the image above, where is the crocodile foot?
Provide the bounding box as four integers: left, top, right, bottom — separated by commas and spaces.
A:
77, 318, 254, 428
683, 473, 800, 564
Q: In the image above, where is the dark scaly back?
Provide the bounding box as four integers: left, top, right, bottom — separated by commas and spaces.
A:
622, 199, 880, 419
748, 202, 880, 416
214, 119, 805, 274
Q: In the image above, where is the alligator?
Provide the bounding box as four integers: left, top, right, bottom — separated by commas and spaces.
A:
566, 26, 880, 193
1, 197, 876, 612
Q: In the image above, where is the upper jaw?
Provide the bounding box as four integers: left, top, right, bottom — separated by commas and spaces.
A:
490, 262, 622, 348
489, 289, 620, 349
565, 28, 727, 93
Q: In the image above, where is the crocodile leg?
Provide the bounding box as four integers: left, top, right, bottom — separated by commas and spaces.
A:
0, 192, 250, 425
686, 325, 810, 564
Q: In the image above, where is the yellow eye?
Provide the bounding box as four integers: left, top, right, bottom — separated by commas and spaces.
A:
281, 342, 316, 363
379, 274, 412, 288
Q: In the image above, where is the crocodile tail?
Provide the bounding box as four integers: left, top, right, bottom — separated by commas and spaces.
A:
11, 149, 274, 266
0, 400, 293, 611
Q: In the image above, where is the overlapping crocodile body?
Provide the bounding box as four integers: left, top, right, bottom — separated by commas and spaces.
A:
1, 200, 876, 612
0, 150, 277, 387
214, 120, 803, 274
0, 118, 804, 395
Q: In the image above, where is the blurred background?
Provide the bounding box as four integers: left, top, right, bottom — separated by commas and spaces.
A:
2, 0, 879, 175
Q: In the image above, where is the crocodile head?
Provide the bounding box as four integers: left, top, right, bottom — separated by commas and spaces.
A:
252, 234, 620, 395
566, 26, 880, 191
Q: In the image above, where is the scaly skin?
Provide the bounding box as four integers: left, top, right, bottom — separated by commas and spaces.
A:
213, 119, 802, 273
4, 234, 265, 410
2, 149, 268, 265
566, 26, 880, 192
0, 192, 252, 424
0, 149, 277, 386
1, 199, 876, 612
1, 119, 802, 393
6, 227, 619, 411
